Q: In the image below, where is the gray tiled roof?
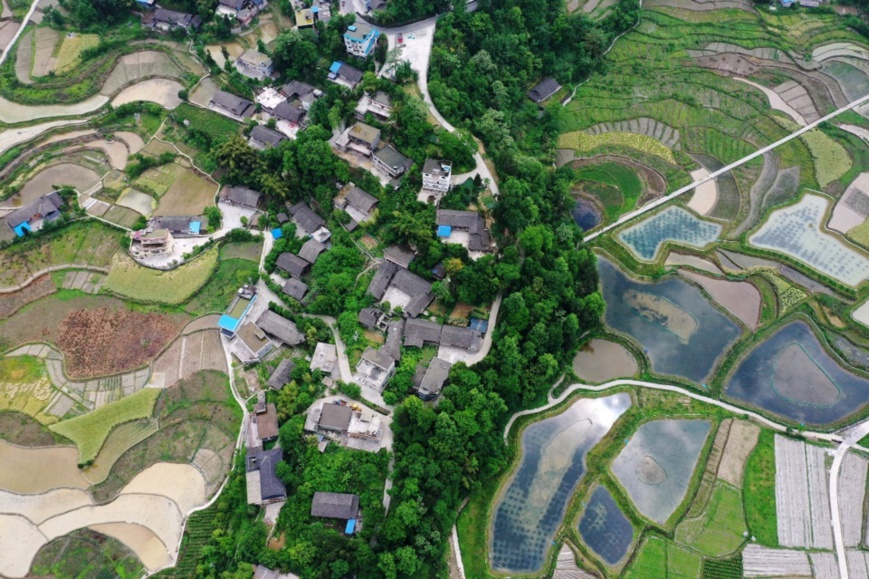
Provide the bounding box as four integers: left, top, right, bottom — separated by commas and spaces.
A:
281, 80, 315, 100
226, 186, 262, 208
255, 310, 305, 345
382, 319, 404, 361
318, 403, 352, 431
358, 307, 381, 329
528, 77, 561, 103
6, 192, 63, 229
298, 238, 327, 264
267, 358, 296, 390
344, 186, 378, 214
250, 125, 286, 147
418, 357, 451, 399
273, 100, 305, 123
150, 215, 199, 234
422, 159, 451, 178
383, 245, 414, 268
436, 209, 483, 233
390, 269, 433, 317
440, 325, 482, 352
211, 90, 255, 118
289, 202, 325, 234
374, 145, 411, 172
153, 8, 201, 28
367, 261, 398, 299
281, 277, 309, 301
403, 318, 443, 348
361, 347, 393, 370
276, 252, 309, 278
337, 63, 363, 84
246, 448, 286, 501
311, 491, 359, 519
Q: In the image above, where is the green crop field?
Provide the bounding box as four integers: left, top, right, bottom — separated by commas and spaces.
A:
676, 482, 747, 557
743, 430, 777, 546
174, 103, 242, 142
702, 554, 743, 579
668, 543, 703, 578
624, 535, 667, 578
183, 257, 258, 316
49, 388, 161, 464
559, 131, 676, 164
105, 247, 218, 305
574, 161, 645, 220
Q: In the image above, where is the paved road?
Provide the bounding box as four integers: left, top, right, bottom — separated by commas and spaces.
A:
584, 91, 869, 242
0, 0, 38, 66
828, 417, 869, 579
462, 294, 501, 366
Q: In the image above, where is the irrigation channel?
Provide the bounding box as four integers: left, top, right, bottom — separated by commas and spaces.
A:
584, 91, 869, 242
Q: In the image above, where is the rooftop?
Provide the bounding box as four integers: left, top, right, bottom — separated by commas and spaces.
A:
281, 277, 309, 302
276, 252, 309, 278
384, 245, 415, 269
211, 90, 255, 118
374, 145, 412, 172
239, 49, 272, 68
298, 238, 327, 264
289, 202, 326, 234
348, 123, 381, 146
318, 403, 353, 432
225, 185, 262, 208
246, 448, 286, 503
423, 159, 452, 178
528, 77, 562, 103
311, 491, 359, 520
418, 357, 451, 399
255, 310, 305, 345
255, 402, 279, 441
267, 358, 296, 390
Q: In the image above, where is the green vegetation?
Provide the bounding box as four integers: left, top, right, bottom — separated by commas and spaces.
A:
0, 355, 44, 383
702, 554, 743, 579
105, 247, 219, 305
183, 258, 259, 316
49, 388, 161, 464
676, 482, 747, 557
623, 534, 667, 578
172, 103, 242, 145
30, 528, 143, 579
743, 429, 777, 546
573, 161, 644, 220
0, 356, 57, 424
667, 543, 703, 578
0, 410, 58, 446
559, 131, 676, 164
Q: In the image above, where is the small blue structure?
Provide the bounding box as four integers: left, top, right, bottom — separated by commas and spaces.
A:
469, 317, 488, 333
437, 225, 452, 238
189, 221, 202, 235
329, 61, 343, 75
311, 4, 319, 13
272, 228, 283, 240
345, 519, 356, 534
13, 222, 32, 237
217, 293, 257, 334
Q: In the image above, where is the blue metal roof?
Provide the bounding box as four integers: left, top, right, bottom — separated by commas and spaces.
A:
345, 519, 356, 534
329, 61, 342, 74
437, 225, 452, 237
469, 318, 488, 333
190, 221, 201, 234
272, 228, 283, 239
13, 222, 31, 237
218, 314, 240, 332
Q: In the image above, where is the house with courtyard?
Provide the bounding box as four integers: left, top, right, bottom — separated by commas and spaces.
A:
372, 145, 412, 179
249, 125, 287, 150
218, 285, 257, 336
129, 228, 173, 256
149, 215, 202, 236
236, 49, 274, 78
436, 209, 493, 253
311, 492, 360, 534
335, 122, 381, 158
255, 310, 305, 346
422, 159, 452, 194
310, 401, 353, 434
3, 191, 64, 237
276, 252, 310, 278
246, 448, 287, 505
281, 277, 309, 302
527, 77, 561, 104
298, 238, 327, 264
288, 201, 330, 240
327, 61, 363, 90
334, 183, 378, 225
216, 0, 261, 26
403, 318, 483, 353
355, 91, 393, 121
223, 185, 263, 210
210, 90, 256, 120
355, 347, 395, 392
344, 23, 379, 58
415, 357, 451, 401
311, 342, 338, 374
367, 262, 434, 318
358, 307, 389, 331
230, 322, 275, 364
267, 358, 296, 390
147, 8, 201, 32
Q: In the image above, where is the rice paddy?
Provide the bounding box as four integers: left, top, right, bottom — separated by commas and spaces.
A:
558, 131, 677, 164
104, 248, 218, 305
577, 486, 634, 566
617, 206, 722, 262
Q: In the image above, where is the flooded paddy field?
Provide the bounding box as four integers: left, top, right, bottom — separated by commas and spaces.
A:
578, 486, 634, 566
725, 320, 869, 425
572, 339, 639, 382
617, 206, 722, 261
598, 257, 742, 384
611, 419, 711, 525
489, 393, 632, 574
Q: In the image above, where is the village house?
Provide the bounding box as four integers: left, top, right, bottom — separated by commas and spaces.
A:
280, 80, 319, 110
3, 191, 64, 238
355, 91, 393, 121
230, 322, 275, 363
146, 8, 201, 32
382, 319, 404, 362
327, 61, 364, 90
372, 145, 412, 179
304, 399, 384, 452
358, 307, 389, 331
422, 159, 452, 194
355, 347, 395, 392
334, 183, 378, 225
255, 310, 305, 346
344, 23, 379, 58
248, 391, 279, 446
149, 215, 202, 236
335, 122, 381, 157
403, 318, 483, 352
415, 357, 451, 401
129, 228, 173, 256
249, 125, 287, 150
366, 0, 386, 10
235, 49, 274, 79
311, 492, 360, 534
216, 0, 263, 27
436, 209, 493, 253
295, 7, 315, 26
277, 252, 310, 279
384, 245, 415, 269
210, 90, 256, 120
298, 238, 327, 264
221, 185, 263, 211
313, 401, 353, 434
310, 342, 338, 374
527, 77, 562, 104
253, 565, 299, 579
245, 448, 287, 505
366, 261, 434, 318
267, 358, 296, 390
272, 100, 306, 127
281, 277, 309, 302
288, 202, 330, 241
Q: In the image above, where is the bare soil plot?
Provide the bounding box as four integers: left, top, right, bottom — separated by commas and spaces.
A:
0, 119, 88, 158
121, 462, 207, 513
90, 522, 171, 571
0, 93, 108, 124
153, 166, 217, 216
0, 440, 89, 493
664, 253, 722, 275
742, 544, 812, 577
188, 77, 219, 108
0, 411, 55, 446
717, 419, 760, 486
182, 314, 221, 334
0, 513, 48, 578
19, 163, 100, 198
735, 78, 807, 126
61, 269, 105, 294
810, 552, 839, 579
134, 161, 180, 197
13, 27, 32, 84
116, 188, 156, 217
838, 452, 867, 547
102, 205, 142, 229
0, 487, 92, 524
0, 274, 55, 319
99, 51, 184, 96
112, 78, 184, 109
680, 270, 761, 330
572, 338, 638, 382
848, 550, 869, 577
151, 330, 226, 389
115, 131, 146, 154
774, 435, 833, 549
687, 167, 717, 216
829, 173, 869, 234
80, 138, 130, 170
31, 27, 60, 78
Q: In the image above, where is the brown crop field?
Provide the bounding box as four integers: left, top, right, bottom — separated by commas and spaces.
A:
0, 274, 56, 319
0, 411, 56, 447
718, 420, 761, 487
56, 307, 188, 379
151, 330, 226, 389
153, 166, 216, 216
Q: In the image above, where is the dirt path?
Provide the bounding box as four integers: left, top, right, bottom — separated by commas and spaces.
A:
735, 77, 807, 126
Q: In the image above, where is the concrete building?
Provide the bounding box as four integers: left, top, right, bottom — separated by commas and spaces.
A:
372, 145, 412, 179
344, 23, 379, 58
355, 347, 395, 392
236, 49, 274, 77
311, 342, 338, 374
355, 91, 393, 121
422, 159, 452, 194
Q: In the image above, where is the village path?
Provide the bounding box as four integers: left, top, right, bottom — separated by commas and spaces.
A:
0, 0, 37, 66
584, 90, 869, 241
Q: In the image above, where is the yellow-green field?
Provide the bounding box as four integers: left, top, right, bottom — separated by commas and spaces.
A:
55, 33, 100, 74
0, 356, 57, 425
557, 131, 676, 164
49, 388, 161, 463
104, 247, 218, 304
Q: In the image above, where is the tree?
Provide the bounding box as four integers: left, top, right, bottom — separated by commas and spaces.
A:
213, 137, 263, 184
271, 29, 319, 78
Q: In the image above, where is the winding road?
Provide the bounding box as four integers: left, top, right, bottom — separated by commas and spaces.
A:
0, 0, 38, 67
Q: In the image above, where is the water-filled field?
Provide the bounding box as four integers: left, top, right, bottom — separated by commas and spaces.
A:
490, 393, 632, 573
725, 321, 869, 425
578, 486, 634, 566
617, 206, 722, 261
611, 419, 711, 525
598, 257, 742, 384
749, 194, 869, 287
572, 198, 602, 231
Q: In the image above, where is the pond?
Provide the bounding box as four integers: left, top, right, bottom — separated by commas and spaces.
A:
598, 257, 742, 384
490, 393, 632, 574
749, 193, 869, 287
578, 486, 634, 566
725, 320, 869, 425
572, 198, 602, 231
611, 419, 712, 525
617, 206, 722, 262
